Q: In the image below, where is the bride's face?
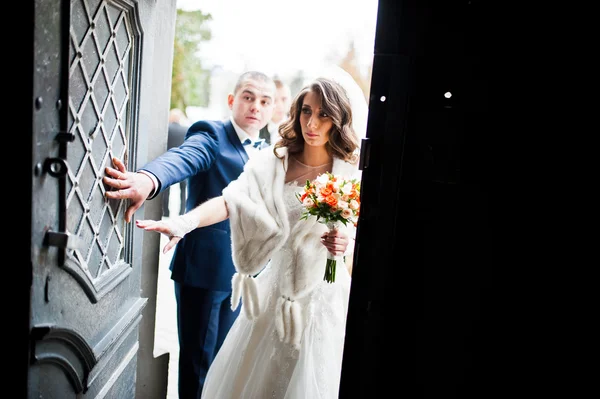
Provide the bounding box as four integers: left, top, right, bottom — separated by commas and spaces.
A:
299, 90, 332, 148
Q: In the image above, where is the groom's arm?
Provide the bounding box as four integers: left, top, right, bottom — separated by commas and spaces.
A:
141, 121, 220, 196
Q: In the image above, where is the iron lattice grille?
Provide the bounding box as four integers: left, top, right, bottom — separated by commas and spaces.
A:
65, 0, 134, 293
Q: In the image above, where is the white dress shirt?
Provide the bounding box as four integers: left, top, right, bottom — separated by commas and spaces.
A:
230, 116, 263, 159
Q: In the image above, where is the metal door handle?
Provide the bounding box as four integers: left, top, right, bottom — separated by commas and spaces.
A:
44, 231, 85, 251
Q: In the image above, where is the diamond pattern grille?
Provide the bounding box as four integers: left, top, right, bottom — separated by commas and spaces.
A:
66, 0, 133, 283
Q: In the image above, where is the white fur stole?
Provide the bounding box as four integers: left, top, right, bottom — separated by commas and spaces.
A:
223, 148, 360, 325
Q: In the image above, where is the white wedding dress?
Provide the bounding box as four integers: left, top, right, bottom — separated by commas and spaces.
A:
201, 182, 352, 399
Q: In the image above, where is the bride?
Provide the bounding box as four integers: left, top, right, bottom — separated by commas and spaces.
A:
136, 69, 368, 398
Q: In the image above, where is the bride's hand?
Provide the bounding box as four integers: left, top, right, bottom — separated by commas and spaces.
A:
135, 219, 182, 254
321, 230, 349, 256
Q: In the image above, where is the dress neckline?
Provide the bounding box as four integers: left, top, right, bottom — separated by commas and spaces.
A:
290, 155, 332, 169
285, 180, 304, 188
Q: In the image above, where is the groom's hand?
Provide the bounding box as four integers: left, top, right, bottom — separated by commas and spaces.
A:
103, 157, 154, 222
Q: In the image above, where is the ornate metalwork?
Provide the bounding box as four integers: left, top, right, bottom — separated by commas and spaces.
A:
63, 0, 142, 302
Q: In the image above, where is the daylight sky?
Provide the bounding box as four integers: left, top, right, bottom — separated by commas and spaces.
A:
176, 0, 379, 78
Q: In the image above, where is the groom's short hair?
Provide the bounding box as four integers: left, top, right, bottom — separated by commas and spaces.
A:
233, 71, 274, 94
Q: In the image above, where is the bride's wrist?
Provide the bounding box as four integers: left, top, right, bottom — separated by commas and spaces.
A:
169, 213, 199, 238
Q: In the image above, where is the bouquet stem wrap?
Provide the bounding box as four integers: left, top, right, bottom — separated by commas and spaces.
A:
324, 221, 341, 283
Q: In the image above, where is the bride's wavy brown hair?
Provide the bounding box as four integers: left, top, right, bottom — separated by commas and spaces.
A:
274, 77, 360, 163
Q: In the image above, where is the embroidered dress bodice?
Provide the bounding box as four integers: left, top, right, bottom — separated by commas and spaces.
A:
285, 155, 333, 186
282, 155, 333, 252
282, 182, 304, 236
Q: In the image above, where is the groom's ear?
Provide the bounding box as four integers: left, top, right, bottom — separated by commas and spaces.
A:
227, 93, 234, 109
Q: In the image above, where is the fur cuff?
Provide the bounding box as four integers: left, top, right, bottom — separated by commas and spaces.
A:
230, 273, 260, 319
275, 295, 303, 349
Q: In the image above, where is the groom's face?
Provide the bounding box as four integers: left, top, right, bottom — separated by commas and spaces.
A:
228, 78, 275, 136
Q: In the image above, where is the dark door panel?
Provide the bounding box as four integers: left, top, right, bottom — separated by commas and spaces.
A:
29, 0, 155, 396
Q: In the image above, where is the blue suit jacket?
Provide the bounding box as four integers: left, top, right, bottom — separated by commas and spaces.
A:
141, 119, 251, 291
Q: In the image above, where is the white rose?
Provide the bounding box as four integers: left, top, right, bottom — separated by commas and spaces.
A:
341, 182, 353, 193
302, 198, 314, 208
316, 174, 329, 185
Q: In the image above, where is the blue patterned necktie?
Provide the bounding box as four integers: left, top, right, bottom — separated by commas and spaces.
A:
242, 138, 264, 148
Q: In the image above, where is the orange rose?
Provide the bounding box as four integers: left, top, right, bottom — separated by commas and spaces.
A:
325, 195, 337, 207
320, 187, 333, 197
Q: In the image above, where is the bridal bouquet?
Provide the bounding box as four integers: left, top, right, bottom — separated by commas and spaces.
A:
295, 172, 361, 283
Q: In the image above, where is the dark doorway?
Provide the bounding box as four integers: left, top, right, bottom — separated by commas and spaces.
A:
340, 0, 493, 397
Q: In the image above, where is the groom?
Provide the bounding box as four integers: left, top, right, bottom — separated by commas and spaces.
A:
103, 71, 276, 398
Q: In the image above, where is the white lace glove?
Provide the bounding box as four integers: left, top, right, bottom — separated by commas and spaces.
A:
135, 211, 201, 253
167, 213, 200, 238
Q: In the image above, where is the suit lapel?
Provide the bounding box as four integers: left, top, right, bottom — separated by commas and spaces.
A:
224, 120, 249, 164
